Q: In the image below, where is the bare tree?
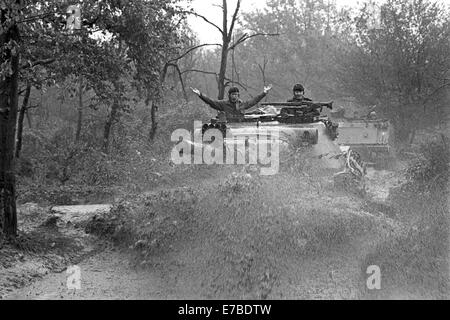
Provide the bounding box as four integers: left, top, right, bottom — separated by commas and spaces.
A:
185, 0, 278, 99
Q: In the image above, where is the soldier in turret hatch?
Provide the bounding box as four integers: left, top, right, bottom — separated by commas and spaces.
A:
287, 84, 312, 103
191, 85, 272, 121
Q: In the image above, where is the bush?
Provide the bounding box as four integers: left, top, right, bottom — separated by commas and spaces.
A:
362, 221, 449, 299
16, 93, 220, 197
86, 170, 382, 299
406, 135, 449, 191
363, 135, 450, 299
85, 187, 199, 254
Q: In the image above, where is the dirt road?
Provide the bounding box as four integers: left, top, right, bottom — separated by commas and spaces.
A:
4, 249, 182, 300
4, 236, 373, 300
2, 167, 444, 300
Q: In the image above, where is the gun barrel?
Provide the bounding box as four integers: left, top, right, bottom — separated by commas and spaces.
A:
261, 101, 333, 109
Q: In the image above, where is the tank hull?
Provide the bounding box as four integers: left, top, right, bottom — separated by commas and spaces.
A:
183, 121, 345, 172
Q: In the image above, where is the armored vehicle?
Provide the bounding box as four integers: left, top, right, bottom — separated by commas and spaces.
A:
183, 101, 349, 172
331, 110, 394, 167
201, 101, 338, 143
178, 100, 367, 193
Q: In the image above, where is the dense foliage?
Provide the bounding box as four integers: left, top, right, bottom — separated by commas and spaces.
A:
1, 0, 449, 238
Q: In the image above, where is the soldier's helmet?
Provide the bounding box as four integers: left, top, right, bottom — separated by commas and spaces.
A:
228, 87, 240, 95
293, 84, 305, 93
368, 111, 377, 119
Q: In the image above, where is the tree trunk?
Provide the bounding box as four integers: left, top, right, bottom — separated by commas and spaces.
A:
408, 128, 416, 146
218, 0, 230, 100
0, 22, 20, 238
102, 101, 119, 154
217, 44, 229, 100
26, 108, 32, 128
75, 78, 83, 142
15, 83, 31, 158
76, 108, 83, 142
149, 100, 158, 141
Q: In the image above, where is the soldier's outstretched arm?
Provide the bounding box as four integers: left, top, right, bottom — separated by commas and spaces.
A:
190, 87, 224, 112
241, 85, 273, 110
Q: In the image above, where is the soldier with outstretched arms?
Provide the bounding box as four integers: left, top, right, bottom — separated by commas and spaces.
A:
191, 85, 273, 121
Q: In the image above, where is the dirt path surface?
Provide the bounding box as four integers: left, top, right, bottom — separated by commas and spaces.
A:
2, 163, 446, 300
2, 235, 431, 300
4, 226, 409, 300
4, 250, 171, 300
3, 243, 365, 300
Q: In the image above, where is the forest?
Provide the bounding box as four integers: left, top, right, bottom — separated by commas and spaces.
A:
0, 0, 449, 300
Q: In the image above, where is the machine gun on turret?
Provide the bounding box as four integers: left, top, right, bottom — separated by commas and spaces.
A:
261, 101, 333, 111
256, 101, 334, 124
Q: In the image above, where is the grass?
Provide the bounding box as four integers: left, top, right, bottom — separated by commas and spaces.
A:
86, 167, 385, 299
361, 188, 449, 299
361, 135, 449, 299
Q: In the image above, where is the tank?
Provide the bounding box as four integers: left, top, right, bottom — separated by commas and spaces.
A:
177, 100, 367, 193
182, 101, 347, 172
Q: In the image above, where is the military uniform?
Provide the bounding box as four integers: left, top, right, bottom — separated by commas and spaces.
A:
287, 96, 320, 116
198, 91, 267, 121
